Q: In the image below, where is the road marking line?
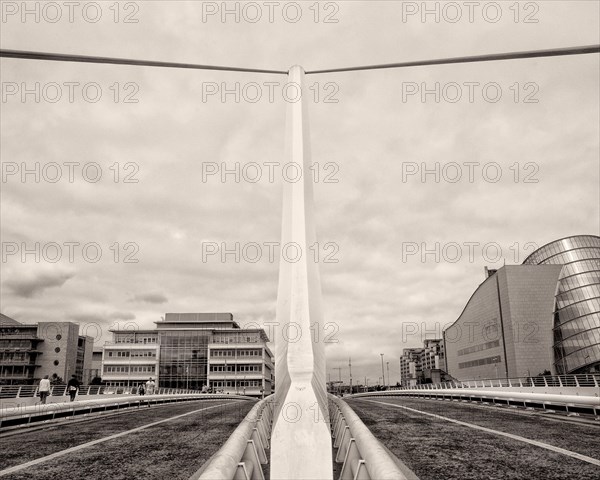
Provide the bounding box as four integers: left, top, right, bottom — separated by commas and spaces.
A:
0, 401, 240, 476
362, 399, 600, 467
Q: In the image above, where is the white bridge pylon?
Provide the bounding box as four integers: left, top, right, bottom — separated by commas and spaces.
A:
270, 65, 333, 480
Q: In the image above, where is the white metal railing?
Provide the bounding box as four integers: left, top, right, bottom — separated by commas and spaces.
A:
329, 394, 415, 480
190, 397, 273, 480
390, 374, 600, 391
0, 384, 199, 399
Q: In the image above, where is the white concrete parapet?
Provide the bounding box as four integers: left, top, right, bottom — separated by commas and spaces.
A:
329, 394, 418, 480
348, 387, 600, 416
191, 398, 273, 480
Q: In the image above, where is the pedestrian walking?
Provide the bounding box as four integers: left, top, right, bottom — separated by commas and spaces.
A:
145, 377, 156, 395
38, 375, 51, 404
137, 382, 150, 408
66, 374, 80, 402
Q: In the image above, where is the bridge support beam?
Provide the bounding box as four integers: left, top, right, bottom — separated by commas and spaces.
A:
270, 65, 332, 480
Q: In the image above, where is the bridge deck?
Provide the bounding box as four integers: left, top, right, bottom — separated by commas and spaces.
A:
346, 396, 600, 480
0, 399, 253, 480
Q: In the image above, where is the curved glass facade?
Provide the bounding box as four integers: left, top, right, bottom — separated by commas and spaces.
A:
523, 235, 600, 374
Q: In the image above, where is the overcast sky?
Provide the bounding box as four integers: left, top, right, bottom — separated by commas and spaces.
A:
1, 1, 599, 385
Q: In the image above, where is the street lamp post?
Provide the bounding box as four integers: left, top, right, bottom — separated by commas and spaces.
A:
349, 357, 352, 394
399, 357, 402, 387
235, 348, 238, 395
380, 353, 385, 388
386, 361, 390, 389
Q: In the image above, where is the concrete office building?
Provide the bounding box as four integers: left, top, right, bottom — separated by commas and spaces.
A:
523, 235, 600, 374
0, 313, 93, 385
444, 235, 600, 381
207, 329, 274, 396
102, 330, 160, 388
87, 348, 103, 383
400, 347, 424, 387
444, 265, 563, 381
400, 339, 448, 386
102, 313, 273, 397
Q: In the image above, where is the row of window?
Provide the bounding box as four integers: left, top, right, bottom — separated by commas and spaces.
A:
211, 349, 262, 357
0, 340, 37, 349
561, 260, 600, 278
458, 355, 502, 370
210, 380, 263, 387
159, 366, 204, 376
0, 365, 36, 376
557, 297, 600, 324
106, 351, 157, 358
557, 345, 599, 372
209, 364, 262, 372
104, 365, 156, 373
0, 352, 36, 362
556, 328, 600, 353
555, 313, 600, 341
558, 272, 600, 294
555, 285, 600, 309
524, 236, 600, 265
457, 340, 500, 357
540, 248, 600, 267
114, 336, 158, 344
212, 333, 261, 344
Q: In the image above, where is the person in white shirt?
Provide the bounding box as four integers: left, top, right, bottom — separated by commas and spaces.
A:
145, 377, 156, 395
39, 375, 51, 404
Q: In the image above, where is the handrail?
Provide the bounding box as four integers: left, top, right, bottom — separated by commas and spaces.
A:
0, 384, 200, 399
191, 397, 273, 480
383, 374, 600, 391
329, 394, 416, 480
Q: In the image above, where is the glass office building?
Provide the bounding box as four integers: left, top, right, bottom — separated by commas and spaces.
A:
158, 329, 213, 389
103, 313, 273, 395
156, 313, 236, 389
523, 235, 600, 374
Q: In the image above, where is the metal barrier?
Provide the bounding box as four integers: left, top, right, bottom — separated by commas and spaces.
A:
385, 374, 600, 391
329, 394, 416, 480
190, 397, 273, 480
0, 384, 198, 399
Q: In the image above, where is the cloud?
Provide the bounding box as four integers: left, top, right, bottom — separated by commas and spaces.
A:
67, 311, 136, 323
3, 266, 75, 298
129, 292, 169, 304
110, 311, 137, 320
0, 2, 598, 383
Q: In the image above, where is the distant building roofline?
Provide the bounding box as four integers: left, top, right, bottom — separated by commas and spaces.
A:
522, 234, 600, 264
108, 329, 158, 334
0, 313, 22, 326
161, 313, 234, 321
